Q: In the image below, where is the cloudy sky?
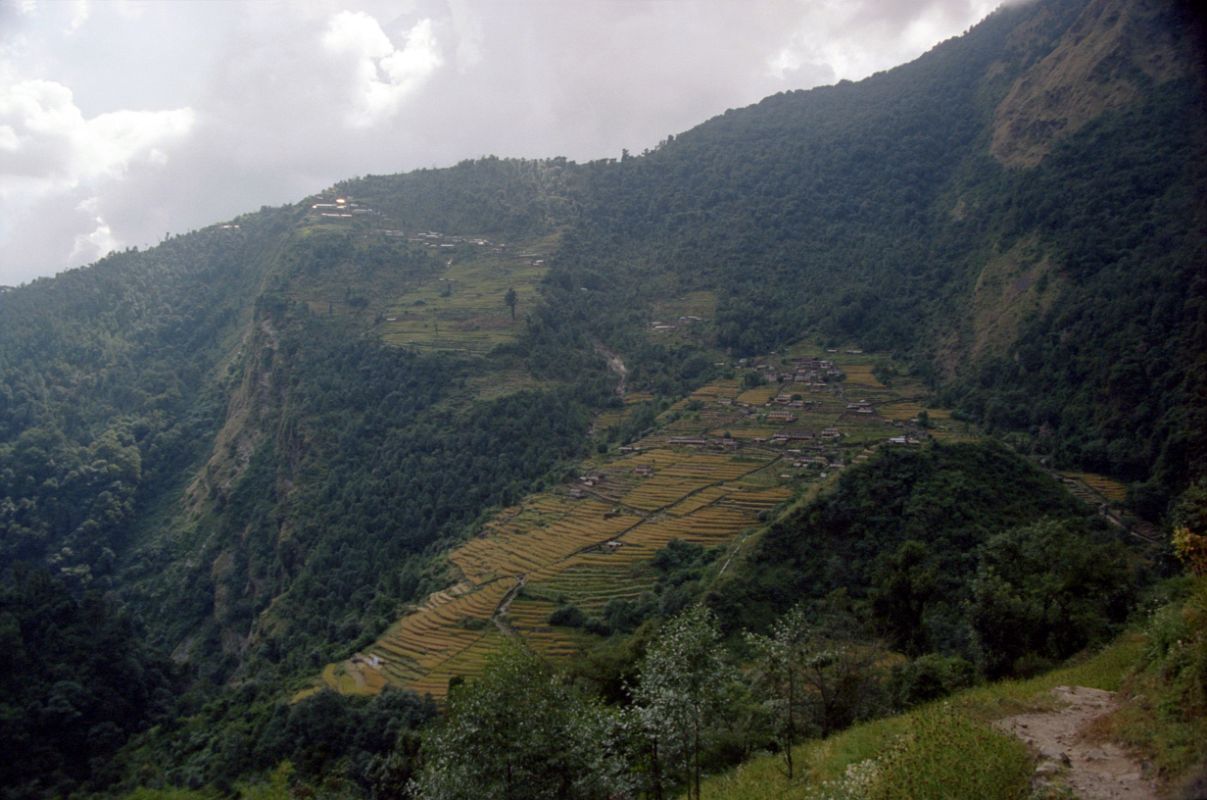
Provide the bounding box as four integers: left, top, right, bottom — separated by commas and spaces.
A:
0, 0, 1003, 285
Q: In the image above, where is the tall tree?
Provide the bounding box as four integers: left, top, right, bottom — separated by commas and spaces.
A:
630, 606, 737, 800
745, 605, 811, 779
504, 287, 518, 320
413, 643, 627, 800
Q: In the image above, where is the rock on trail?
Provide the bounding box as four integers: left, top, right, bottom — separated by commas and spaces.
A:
995, 685, 1156, 800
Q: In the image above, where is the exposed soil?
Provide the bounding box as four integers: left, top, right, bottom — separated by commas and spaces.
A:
995, 685, 1157, 800
594, 342, 627, 398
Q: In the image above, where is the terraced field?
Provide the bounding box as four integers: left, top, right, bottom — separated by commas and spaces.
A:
379, 234, 556, 354
1060, 471, 1129, 503
840, 363, 886, 388
319, 346, 935, 700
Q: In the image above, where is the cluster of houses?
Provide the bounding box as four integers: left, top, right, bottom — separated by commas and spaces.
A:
791, 454, 831, 469
404, 231, 504, 253
738, 355, 843, 387
667, 436, 740, 450
309, 196, 371, 220
790, 357, 843, 385
748, 426, 841, 446
771, 395, 816, 410
651, 315, 705, 332
845, 399, 876, 415
569, 471, 607, 499
769, 429, 815, 444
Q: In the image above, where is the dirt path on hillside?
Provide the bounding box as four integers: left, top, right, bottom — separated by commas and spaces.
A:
995, 685, 1157, 800
492, 577, 525, 638
594, 343, 627, 398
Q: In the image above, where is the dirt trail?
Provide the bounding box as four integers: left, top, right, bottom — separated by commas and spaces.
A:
995, 685, 1156, 800
491, 576, 526, 638
594, 343, 627, 398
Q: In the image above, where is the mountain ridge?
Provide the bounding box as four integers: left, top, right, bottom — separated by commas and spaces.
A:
0, 1, 1203, 794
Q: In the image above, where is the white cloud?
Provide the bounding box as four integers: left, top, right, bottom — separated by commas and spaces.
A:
447, 0, 484, 72
0, 73, 193, 281
322, 11, 442, 128
65, 0, 89, 35
69, 195, 119, 261
0, 78, 193, 187
768, 0, 1002, 83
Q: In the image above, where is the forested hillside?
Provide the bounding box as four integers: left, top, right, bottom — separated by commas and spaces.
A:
0, 0, 1203, 796
550, 0, 1206, 510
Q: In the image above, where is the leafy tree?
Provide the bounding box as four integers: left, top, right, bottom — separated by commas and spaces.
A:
414, 643, 627, 800
504, 287, 518, 320
1172, 480, 1207, 576
870, 540, 940, 655
745, 605, 812, 778
629, 606, 737, 800
0, 569, 177, 799
969, 519, 1134, 677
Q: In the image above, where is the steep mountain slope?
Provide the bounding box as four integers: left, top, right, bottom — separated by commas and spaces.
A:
531, 0, 1206, 506
0, 0, 1203, 793
991, 0, 1198, 167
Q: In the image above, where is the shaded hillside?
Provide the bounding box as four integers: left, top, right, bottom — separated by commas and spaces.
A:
0, 569, 178, 800
710, 441, 1138, 674
0, 209, 294, 589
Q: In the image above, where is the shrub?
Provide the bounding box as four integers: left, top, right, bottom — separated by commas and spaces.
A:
549, 603, 587, 628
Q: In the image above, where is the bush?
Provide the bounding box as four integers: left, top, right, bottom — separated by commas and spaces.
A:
889, 654, 975, 709
548, 603, 586, 628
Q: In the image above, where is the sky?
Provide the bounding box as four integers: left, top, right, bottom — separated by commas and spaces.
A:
0, 0, 1004, 286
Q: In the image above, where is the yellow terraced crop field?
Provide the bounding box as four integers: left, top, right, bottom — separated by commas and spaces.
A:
841, 364, 885, 387
323, 577, 516, 696
689, 378, 740, 401
621, 476, 715, 511
666, 486, 733, 516
451, 508, 640, 584
664, 453, 767, 478
501, 599, 591, 658
526, 560, 657, 614
721, 486, 794, 511
879, 401, 925, 422
1063, 472, 1128, 502
737, 385, 780, 405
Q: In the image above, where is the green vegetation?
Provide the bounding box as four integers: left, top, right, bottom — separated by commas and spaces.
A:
414, 644, 622, 800
0, 0, 1202, 796
0, 569, 177, 799
711, 442, 1137, 668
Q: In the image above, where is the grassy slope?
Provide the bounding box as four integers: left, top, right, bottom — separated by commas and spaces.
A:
701, 634, 1143, 799
701, 576, 1207, 800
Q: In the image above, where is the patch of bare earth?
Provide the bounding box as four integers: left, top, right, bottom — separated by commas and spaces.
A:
995, 685, 1157, 800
